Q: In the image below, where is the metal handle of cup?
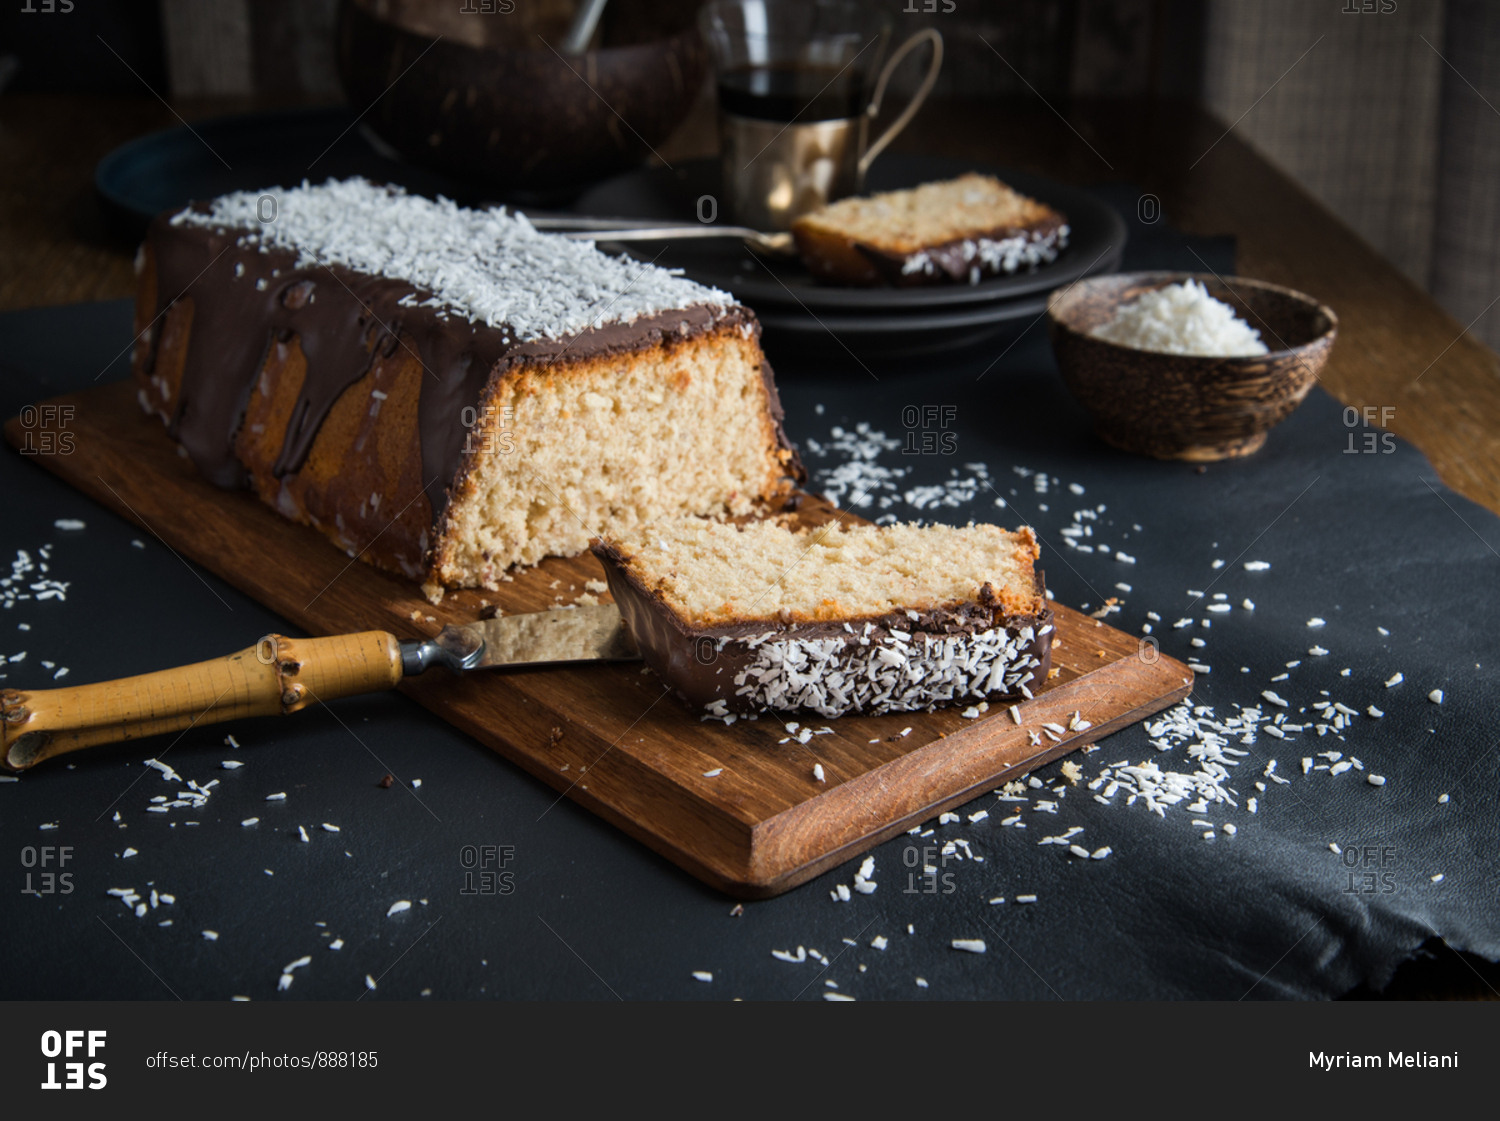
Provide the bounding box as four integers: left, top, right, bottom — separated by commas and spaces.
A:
858, 28, 944, 177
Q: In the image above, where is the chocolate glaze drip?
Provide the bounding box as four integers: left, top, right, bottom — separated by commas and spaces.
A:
144, 210, 802, 529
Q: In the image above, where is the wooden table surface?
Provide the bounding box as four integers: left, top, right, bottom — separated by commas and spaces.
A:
2, 91, 1495, 996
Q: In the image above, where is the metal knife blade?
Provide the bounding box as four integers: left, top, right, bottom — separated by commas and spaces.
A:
400, 603, 639, 676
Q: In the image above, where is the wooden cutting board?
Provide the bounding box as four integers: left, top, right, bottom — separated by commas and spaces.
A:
6, 383, 1193, 897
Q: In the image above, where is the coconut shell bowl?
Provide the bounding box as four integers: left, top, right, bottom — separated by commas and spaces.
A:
1047, 272, 1338, 461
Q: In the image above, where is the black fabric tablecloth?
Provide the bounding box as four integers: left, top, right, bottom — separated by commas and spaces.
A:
1, 192, 1496, 1000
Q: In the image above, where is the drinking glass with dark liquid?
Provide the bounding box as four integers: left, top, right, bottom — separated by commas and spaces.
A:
700, 1, 943, 231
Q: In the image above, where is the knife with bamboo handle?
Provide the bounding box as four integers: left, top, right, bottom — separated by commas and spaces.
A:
0, 605, 638, 773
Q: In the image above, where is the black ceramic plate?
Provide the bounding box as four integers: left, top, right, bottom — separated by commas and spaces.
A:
751, 290, 1054, 366
94, 106, 489, 241
755, 289, 1051, 334
571, 154, 1127, 312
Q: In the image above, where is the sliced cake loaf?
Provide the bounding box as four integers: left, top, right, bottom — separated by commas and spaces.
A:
792, 173, 1068, 287
133, 178, 800, 600
593, 518, 1052, 718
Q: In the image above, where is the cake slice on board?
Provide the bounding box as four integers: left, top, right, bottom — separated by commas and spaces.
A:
594, 518, 1053, 718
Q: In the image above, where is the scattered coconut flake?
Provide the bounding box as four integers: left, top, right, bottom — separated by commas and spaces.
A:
387, 900, 412, 917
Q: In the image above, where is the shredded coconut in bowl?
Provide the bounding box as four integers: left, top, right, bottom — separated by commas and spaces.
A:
1089, 279, 1269, 357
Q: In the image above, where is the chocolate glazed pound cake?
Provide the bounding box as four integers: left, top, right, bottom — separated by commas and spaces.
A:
132, 179, 800, 600
792, 173, 1069, 287
593, 519, 1053, 718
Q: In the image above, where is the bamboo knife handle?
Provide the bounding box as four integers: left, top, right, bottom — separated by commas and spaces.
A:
0, 631, 403, 772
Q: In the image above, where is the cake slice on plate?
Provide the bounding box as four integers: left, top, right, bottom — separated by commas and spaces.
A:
133, 178, 799, 601
593, 518, 1053, 718
792, 172, 1068, 287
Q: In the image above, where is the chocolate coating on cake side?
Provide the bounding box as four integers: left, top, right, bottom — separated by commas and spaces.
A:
593, 539, 1053, 717
859, 216, 1069, 287
139, 210, 802, 535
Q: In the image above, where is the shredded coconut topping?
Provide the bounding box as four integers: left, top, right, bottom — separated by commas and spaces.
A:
172, 178, 729, 340
1090, 279, 1269, 357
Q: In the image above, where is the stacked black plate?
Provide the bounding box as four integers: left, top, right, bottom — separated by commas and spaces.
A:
574, 153, 1127, 359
